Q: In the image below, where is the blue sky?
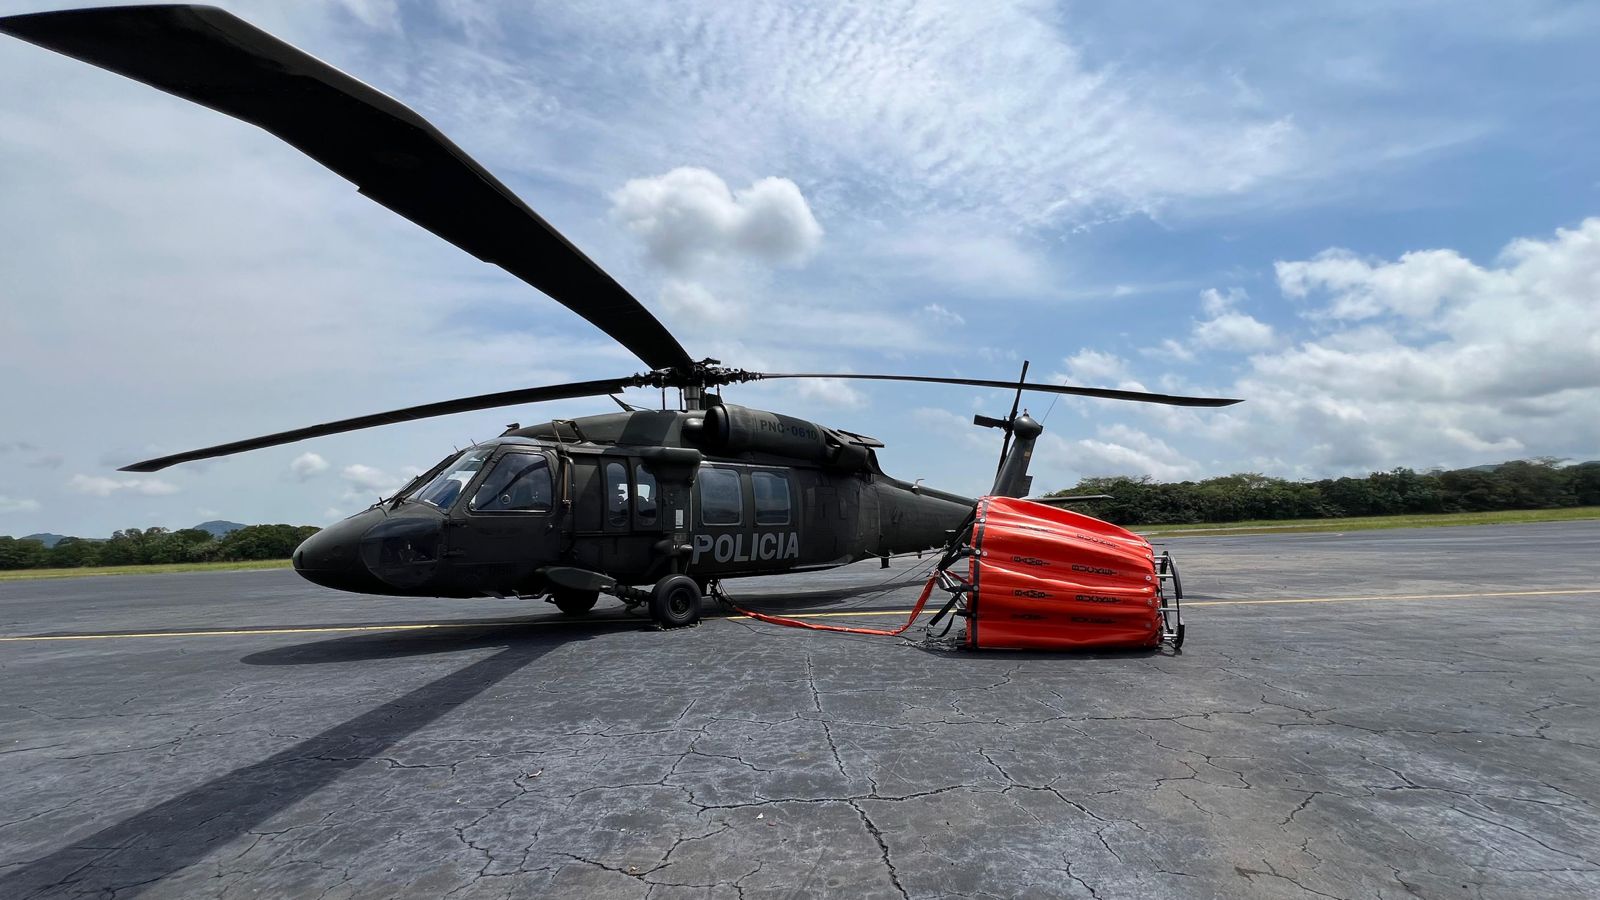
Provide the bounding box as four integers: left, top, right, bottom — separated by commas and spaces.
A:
2, 0, 1598, 537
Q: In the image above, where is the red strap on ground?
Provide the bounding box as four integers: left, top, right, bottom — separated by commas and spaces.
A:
723, 574, 941, 636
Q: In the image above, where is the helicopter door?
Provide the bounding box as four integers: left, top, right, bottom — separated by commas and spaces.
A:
689, 464, 744, 575
749, 469, 798, 572
450, 448, 558, 593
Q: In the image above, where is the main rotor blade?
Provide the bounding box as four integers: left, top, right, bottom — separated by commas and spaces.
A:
0, 5, 694, 373
753, 374, 1243, 407
119, 376, 639, 472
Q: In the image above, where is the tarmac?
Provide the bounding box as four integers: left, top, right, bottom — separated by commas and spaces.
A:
1, 521, 1597, 899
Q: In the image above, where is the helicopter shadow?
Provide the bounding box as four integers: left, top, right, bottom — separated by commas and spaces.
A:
241, 614, 641, 666
717, 576, 933, 614
0, 626, 583, 899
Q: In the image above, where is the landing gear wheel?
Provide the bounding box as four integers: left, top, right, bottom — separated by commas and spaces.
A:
551, 588, 598, 616
650, 575, 702, 628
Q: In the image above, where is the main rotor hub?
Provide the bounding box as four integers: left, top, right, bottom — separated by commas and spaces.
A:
638, 359, 762, 391
626, 360, 763, 411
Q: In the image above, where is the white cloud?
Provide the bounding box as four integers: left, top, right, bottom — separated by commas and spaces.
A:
68, 474, 179, 497
1061, 349, 1129, 384
340, 463, 405, 493
1187, 287, 1277, 352
610, 167, 823, 272
1277, 248, 1485, 320
921, 303, 966, 327
1197, 288, 1229, 316
289, 452, 330, 481
1037, 424, 1200, 482
879, 226, 1050, 296
912, 407, 995, 458
0, 495, 41, 514
659, 279, 744, 326
794, 378, 868, 409
334, 0, 402, 34
1174, 219, 1600, 472
1264, 220, 1600, 404
526, 2, 1303, 228
1194, 311, 1276, 352
1148, 338, 1195, 363
338, 463, 425, 502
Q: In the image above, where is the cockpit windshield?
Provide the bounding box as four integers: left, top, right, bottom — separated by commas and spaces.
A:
404, 447, 492, 510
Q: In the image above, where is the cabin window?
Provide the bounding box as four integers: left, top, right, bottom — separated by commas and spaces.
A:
468, 452, 552, 512
605, 461, 630, 528
698, 467, 743, 526
635, 464, 658, 528
752, 471, 791, 526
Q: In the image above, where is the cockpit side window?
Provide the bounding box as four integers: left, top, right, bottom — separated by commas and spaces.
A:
469, 452, 553, 513
409, 447, 492, 510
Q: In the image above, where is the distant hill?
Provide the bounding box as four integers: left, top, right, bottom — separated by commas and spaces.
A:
192, 520, 246, 538
22, 533, 70, 549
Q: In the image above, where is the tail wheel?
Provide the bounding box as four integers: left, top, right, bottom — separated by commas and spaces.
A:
649, 575, 702, 628
551, 588, 598, 616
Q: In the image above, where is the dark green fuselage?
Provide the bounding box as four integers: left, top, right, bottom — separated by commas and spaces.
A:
293, 406, 974, 598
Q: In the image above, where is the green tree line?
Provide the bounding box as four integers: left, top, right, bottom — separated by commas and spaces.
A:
0, 525, 320, 571
1051, 459, 1600, 527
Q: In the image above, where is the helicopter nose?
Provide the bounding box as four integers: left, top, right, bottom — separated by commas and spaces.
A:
356, 511, 446, 591
292, 508, 390, 594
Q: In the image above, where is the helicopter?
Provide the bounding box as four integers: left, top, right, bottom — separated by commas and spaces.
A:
0, 5, 1240, 630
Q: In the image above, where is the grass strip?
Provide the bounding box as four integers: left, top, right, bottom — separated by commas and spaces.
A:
0, 559, 292, 581
1141, 506, 1600, 537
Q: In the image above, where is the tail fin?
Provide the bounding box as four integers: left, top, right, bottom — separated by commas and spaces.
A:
973, 410, 1044, 498
991, 412, 1042, 497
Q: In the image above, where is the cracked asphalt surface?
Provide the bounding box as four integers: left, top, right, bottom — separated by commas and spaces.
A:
2, 521, 1597, 899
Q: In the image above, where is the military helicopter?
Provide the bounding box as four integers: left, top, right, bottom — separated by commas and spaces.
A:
1, 5, 1240, 629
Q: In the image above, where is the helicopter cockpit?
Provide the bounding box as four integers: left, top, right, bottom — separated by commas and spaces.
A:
291, 438, 565, 597
395, 441, 556, 515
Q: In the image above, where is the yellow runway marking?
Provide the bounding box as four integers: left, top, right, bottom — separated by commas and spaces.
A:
2, 587, 1596, 643
1186, 588, 1600, 607
760, 587, 1600, 618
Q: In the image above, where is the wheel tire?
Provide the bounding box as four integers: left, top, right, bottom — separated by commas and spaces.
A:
649, 575, 702, 628
552, 588, 598, 616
